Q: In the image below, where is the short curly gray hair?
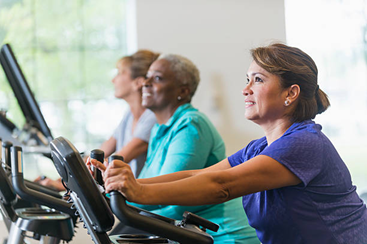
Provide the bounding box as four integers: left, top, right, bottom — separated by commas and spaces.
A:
158, 54, 200, 100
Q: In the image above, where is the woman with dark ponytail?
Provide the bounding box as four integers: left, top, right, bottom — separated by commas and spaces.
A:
96, 43, 367, 244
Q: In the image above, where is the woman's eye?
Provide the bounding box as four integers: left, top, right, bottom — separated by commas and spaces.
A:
246, 78, 250, 84
154, 76, 162, 81
255, 77, 263, 82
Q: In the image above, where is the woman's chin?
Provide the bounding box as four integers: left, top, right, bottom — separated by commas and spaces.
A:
244, 113, 258, 122
142, 101, 151, 109
244, 113, 252, 120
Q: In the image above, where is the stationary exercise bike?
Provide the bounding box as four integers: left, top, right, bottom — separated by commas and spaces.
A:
0, 144, 75, 244
49, 136, 219, 244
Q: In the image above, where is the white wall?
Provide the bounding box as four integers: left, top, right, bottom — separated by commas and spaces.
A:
133, 0, 286, 155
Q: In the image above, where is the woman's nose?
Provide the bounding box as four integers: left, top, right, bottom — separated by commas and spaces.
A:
143, 77, 152, 87
242, 83, 252, 96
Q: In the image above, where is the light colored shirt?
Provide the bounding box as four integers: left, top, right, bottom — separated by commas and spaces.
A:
113, 108, 156, 177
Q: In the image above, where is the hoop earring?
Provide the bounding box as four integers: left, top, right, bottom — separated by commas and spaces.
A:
285, 100, 290, 106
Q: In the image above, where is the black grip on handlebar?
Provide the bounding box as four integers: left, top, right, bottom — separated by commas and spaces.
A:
108, 154, 124, 163
90, 149, 104, 186
107, 154, 125, 201
108, 154, 125, 200
182, 211, 219, 232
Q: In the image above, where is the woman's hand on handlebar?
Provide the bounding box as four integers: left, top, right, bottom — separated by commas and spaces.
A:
87, 157, 108, 176
103, 159, 143, 202
34, 176, 65, 192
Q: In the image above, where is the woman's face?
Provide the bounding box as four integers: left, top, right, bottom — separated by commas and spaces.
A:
243, 61, 288, 124
112, 60, 133, 99
142, 59, 181, 112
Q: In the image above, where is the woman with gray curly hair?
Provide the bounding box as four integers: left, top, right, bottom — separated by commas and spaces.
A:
91, 54, 259, 243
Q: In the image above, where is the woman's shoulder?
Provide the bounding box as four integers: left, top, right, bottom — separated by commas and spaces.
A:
264, 121, 328, 168
176, 106, 213, 126
115, 108, 132, 128
175, 109, 222, 141
139, 108, 157, 123
286, 121, 324, 143
170, 105, 223, 143
286, 120, 322, 136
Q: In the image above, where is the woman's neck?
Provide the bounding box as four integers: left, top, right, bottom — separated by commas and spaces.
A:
126, 94, 146, 122
154, 103, 184, 125
261, 118, 293, 146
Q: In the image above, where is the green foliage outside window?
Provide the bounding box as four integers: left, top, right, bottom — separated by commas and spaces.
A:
0, 0, 128, 150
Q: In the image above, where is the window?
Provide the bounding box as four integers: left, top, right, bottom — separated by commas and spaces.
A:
285, 0, 367, 194
0, 0, 129, 152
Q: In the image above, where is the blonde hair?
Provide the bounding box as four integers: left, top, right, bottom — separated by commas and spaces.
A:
119, 50, 160, 79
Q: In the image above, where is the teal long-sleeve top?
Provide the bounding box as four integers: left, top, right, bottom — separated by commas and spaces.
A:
134, 103, 259, 243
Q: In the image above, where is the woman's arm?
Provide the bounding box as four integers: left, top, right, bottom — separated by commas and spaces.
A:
99, 136, 117, 158
114, 138, 148, 163
137, 158, 231, 184
89, 156, 231, 184
101, 110, 153, 162
34, 176, 65, 192
90, 137, 147, 169
103, 155, 301, 206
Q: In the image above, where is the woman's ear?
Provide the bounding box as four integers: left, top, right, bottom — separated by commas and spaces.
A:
286, 84, 300, 104
133, 77, 145, 90
178, 84, 191, 102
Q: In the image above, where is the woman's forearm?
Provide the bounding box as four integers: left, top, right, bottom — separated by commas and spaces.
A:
137, 169, 199, 184
137, 171, 230, 206
137, 159, 232, 185
103, 158, 234, 205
